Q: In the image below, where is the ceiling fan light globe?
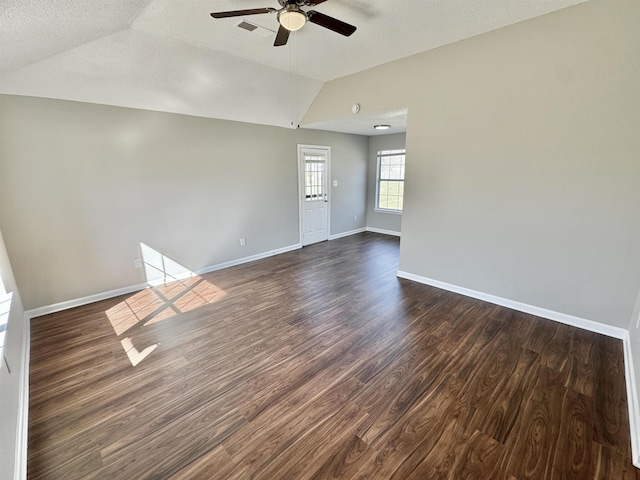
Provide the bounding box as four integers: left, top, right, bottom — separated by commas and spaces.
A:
278, 10, 306, 31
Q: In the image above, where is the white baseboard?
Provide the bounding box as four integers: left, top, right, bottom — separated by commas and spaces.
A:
366, 227, 401, 237
197, 243, 301, 275
25, 243, 303, 320
15, 312, 30, 480
623, 331, 640, 468
328, 227, 402, 241
396, 271, 627, 339
24, 283, 148, 319
329, 228, 366, 241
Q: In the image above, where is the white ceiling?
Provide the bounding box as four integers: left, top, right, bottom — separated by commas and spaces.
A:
0, 0, 585, 133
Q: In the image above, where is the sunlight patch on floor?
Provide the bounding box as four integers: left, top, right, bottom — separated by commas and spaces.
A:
120, 337, 157, 367
106, 244, 226, 366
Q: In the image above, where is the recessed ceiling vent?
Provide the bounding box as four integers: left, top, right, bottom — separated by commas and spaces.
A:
236, 20, 274, 38
237, 20, 258, 32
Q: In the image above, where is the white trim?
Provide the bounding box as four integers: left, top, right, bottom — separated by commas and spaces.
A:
623, 331, 640, 468
396, 271, 627, 339
329, 228, 366, 241
145, 273, 193, 288
373, 208, 403, 215
15, 311, 30, 480
24, 283, 148, 319
24, 243, 303, 320
366, 227, 401, 237
196, 243, 302, 275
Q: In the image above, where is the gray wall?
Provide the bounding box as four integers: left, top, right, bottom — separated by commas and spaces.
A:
303, 0, 640, 330
366, 133, 405, 234
0, 227, 26, 480
0, 95, 367, 310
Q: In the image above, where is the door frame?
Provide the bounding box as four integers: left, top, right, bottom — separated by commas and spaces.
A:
297, 144, 331, 246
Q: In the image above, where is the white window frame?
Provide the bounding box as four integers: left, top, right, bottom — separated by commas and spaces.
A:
374, 149, 406, 214
0, 291, 12, 373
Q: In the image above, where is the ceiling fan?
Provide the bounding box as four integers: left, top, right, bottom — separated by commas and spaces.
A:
210, 0, 357, 47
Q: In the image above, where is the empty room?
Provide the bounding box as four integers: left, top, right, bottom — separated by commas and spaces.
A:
1, 1, 639, 479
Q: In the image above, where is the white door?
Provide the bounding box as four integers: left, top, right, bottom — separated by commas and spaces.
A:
298, 145, 330, 246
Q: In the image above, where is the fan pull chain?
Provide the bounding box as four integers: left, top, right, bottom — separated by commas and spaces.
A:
288, 32, 296, 127
287, 31, 302, 128
296, 32, 301, 128
288, 34, 293, 126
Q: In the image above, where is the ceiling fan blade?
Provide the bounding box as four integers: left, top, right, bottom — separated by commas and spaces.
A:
303, 0, 328, 5
274, 25, 290, 46
210, 8, 275, 19
307, 10, 356, 37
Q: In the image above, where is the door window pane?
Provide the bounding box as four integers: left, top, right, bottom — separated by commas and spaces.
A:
304, 155, 325, 202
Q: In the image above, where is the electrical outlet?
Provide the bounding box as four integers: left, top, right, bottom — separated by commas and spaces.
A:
354, 215, 357, 222
239, 238, 246, 247
133, 258, 142, 269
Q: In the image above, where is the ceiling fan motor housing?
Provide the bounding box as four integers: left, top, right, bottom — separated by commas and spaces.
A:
278, 0, 317, 6
277, 3, 307, 32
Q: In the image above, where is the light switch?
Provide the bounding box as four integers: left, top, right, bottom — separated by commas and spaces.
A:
333, 180, 338, 187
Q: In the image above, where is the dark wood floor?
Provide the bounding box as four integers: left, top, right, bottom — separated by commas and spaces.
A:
28, 233, 638, 479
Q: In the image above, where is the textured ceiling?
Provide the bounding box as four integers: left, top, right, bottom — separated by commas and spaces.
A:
0, 0, 585, 132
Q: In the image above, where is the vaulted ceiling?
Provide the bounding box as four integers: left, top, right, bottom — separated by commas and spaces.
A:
0, 0, 584, 134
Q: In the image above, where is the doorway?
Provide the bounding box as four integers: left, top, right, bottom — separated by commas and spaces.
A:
298, 144, 330, 246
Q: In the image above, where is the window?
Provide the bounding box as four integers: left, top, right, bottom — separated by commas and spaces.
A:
376, 149, 406, 213
0, 274, 9, 372
304, 154, 326, 202
0, 292, 12, 358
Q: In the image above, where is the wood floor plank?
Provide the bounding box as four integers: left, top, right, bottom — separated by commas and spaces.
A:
354, 346, 450, 448
449, 429, 506, 480
564, 328, 598, 397
501, 365, 567, 480
591, 442, 640, 480
244, 401, 369, 480
457, 329, 528, 429
350, 375, 462, 479
97, 408, 247, 479
592, 333, 632, 456
28, 448, 103, 480
308, 434, 374, 480
225, 374, 364, 462
27, 233, 638, 479
171, 445, 244, 480
399, 397, 474, 480
539, 323, 573, 373
474, 346, 539, 444
549, 388, 594, 480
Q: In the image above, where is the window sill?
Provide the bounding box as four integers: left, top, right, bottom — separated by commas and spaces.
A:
374, 208, 402, 215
